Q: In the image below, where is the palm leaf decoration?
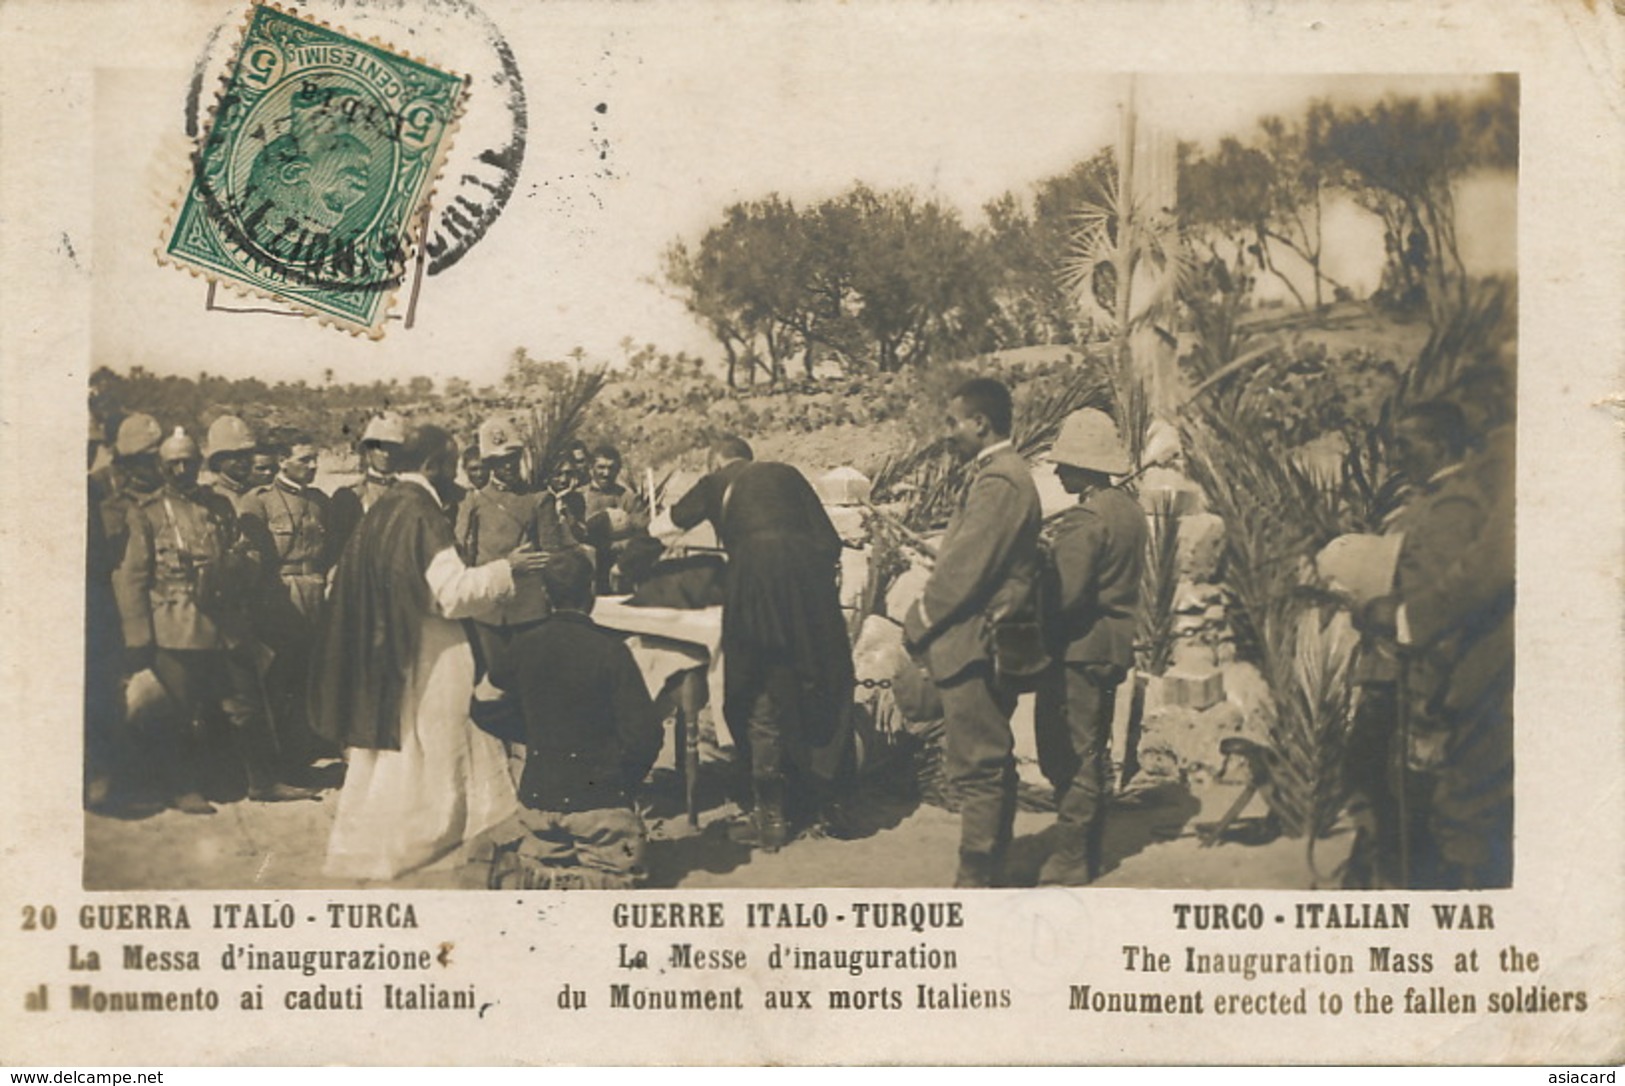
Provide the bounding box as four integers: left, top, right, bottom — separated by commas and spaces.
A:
1180, 398, 1344, 658
1061, 172, 1194, 471
1337, 276, 1514, 532
1257, 595, 1358, 840
1136, 489, 1183, 676
517, 366, 609, 489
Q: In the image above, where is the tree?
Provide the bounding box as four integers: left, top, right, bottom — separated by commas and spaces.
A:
662, 196, 809, 387
1179, 124, 1342, 311
1313, 79, 1517, 324
665, 184, 999, 380
981, 149, 1116, 346
840, 186, 996, 372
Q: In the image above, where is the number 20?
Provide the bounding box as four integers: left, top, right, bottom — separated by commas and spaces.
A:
21, 905, 56, 930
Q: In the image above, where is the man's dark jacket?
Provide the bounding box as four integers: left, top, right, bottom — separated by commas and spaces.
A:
485, 611, 662, 813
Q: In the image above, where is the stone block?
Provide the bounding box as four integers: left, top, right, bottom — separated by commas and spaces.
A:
1172, 614, 1208, 637
1138, 466, 1206, 515
1173, 579, 1223, 614
818, 466, 872, 506
1171, 640, 1217, 670
1134, 705, 1197, 780
826, 504, 867, 546
1158, 666, 1226, 711
883, 563, 932, 622
837, 547, 871, 610
1176, 512, 1227, 582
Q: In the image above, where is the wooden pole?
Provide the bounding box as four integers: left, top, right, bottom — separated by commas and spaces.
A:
1114, 76, 1143, 471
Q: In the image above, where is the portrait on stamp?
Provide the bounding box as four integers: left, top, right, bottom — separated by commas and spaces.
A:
162, 4, 464, 335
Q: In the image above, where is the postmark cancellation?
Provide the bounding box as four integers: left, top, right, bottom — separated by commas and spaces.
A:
160, 4, 466, 336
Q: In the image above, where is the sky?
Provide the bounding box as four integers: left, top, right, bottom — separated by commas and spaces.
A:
85, 1, 1502, 388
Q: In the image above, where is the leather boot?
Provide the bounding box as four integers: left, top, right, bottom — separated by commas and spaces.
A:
729, 775, 789, 852
955, 849, 996, 888
241, 737, 318, 803
1038, 831, 1087, 886
752, 775, 789, 852
1040, 805, 1104, 886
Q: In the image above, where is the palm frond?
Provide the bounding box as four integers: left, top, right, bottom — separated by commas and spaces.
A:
1337, 276, 1513, 531
1258, 596, 1357, 838
1136, 489, 1182, 675
1180, 399, 1344, 655
517, 366, 609, 488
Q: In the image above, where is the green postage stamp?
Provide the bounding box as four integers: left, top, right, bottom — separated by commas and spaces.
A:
162, 4, 465, 336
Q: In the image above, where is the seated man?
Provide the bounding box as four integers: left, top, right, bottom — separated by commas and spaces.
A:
484, 550, 663, 890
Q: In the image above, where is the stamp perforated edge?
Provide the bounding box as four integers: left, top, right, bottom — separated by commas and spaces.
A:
155, 1, 470, 339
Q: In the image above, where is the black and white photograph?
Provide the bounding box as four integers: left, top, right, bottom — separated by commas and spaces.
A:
83, 59, 1520, 895
4, 0, 1621, 1068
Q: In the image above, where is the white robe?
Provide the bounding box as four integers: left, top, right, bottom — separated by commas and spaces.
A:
324, 527, 521, 882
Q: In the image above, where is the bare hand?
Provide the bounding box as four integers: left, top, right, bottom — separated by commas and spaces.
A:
1407, 729, 1450, 772
506, 543, 550, 576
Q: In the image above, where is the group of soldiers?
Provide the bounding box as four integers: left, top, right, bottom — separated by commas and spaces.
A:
903, 380, 1148, 888
898, 371, 1513, 891
84, 366, 1512, 893
84, 405, 646, 817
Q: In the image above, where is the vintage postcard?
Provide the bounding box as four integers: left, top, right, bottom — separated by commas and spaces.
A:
0, 0, 1620, 1067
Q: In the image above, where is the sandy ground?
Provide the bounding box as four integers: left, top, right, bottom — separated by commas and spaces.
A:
84, 723, 1351, 893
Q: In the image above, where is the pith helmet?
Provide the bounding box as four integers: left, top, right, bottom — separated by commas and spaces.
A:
1048, 408, 1129, 475
204, 415, 256, 461
360, 411, 406, 446
159, 427, 201, 463
114, 413, 163, 457
478, 415, 525, 460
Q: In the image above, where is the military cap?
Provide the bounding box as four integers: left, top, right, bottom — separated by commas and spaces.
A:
115, 413, 163, 457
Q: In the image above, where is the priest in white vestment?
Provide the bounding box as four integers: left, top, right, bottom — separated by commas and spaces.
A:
311, 423, 550, 881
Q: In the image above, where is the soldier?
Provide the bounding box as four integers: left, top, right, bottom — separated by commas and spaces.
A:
85, 413, 164, 811
203, 414, 260, 515
566, 440, 591, 490
328, 411, 405, 553
904, 378, 1041, 887
548, 459, 589, 545
462, 445, 491, 492
248, 449, 279, 490
583, 444, 649, 592
238, 429, 334, 778
1033, 409, 1147, 885
113, 428, 315, 812
456, 415, 575, 683
446, 445, 489, 526
1360, 401, 1512, 889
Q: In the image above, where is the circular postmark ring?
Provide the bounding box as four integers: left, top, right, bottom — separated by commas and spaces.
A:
185, 0, 525, 285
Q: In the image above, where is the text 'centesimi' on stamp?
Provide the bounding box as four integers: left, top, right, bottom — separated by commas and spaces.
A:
161, 3, 466, 337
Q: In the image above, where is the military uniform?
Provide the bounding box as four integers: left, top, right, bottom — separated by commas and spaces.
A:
328, 472, 396, 557
1393, 462, 1513, 889
86, 467, 137, 804
550, 481, 588, 545
904, 441, 1041, 886
238, 477, 334, 767
85, 414, 163, 809
456, 481, 572, 680
206, 474, 257, 517
1033, 486, 1147, 883
112, 483, 285, 805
